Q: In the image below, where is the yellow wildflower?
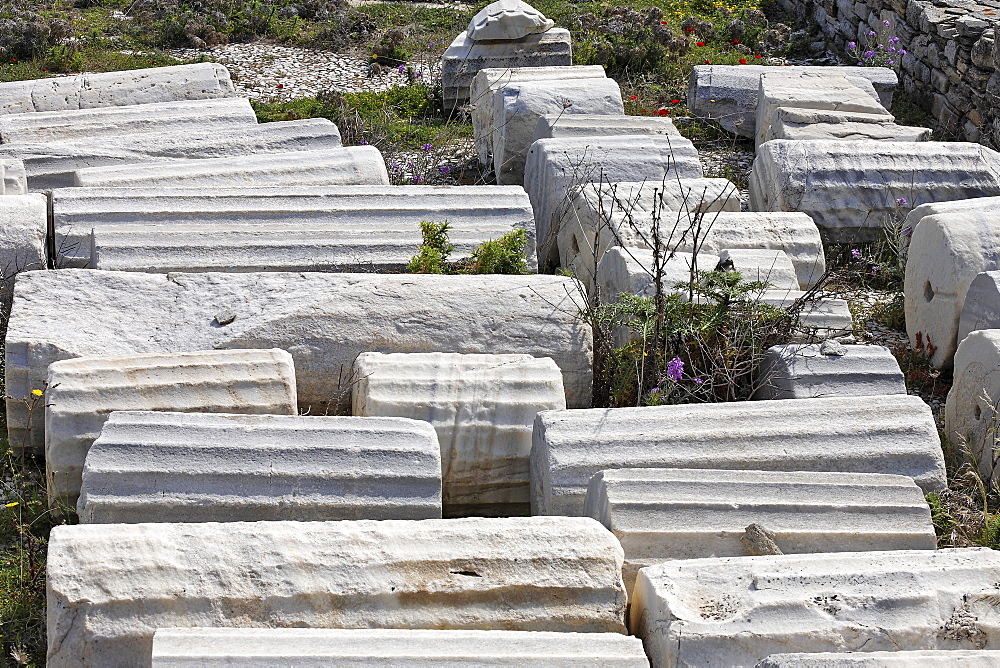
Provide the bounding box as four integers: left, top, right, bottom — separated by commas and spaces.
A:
31, 389, 42, 396
5, 501, 18, 507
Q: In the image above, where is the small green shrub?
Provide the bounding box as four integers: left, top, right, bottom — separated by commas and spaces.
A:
468, 229, 529, 275
406, 221, 453, 274
406, 223, 531, 275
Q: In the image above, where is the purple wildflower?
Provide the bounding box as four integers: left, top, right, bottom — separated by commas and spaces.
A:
896, 197, 908, 206
651, 386, 660, 393
397, 64, 406, 73
889, 36, 900, 43
883, 19, 890, 26
421, 143, 433, 151
903, 227, 913, 236
864, 50, 876, 59
439, 165, 451, 174
411, 175, 424, 184
847, 41, 856, 49
886, 59, 894, 65
358, 139, 369, 145
666, 357, 684, 381
694, 378, 704, 384
851, 248, 862, 259
899, 49, 906, 55
868, 30, 877, 36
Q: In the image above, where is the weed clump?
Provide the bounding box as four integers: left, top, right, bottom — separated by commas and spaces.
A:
406, 222, 530, 275
406, 221, 454, 274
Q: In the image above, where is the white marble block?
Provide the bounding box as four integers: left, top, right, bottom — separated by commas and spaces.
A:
718, 248, 799, 290
946, 329, 1000, 481
525, 135, 704, 267
78, 412, 443, 523
4, 118, 343, 189
595, 247, 718, 302
441, 28, 573, 112
901, 195, 1000, 248
0, 97, 257, 144
559, 179, 741, 292
768, 107, 931, 143
904, 211, 1000, 368
470, 65, 606, 163
687, 64, 897, 137
492, 78, 624, 185
749, 140, 1000, 243
47, 516, 628, 666
630, 548, 1000, 667
6, 270, 592, 452
44, 349, 298, 505
959, 271, 1000, 342
759, 650, 1000, 666
1, 158, 26, 194
530, 394, 946, 515
71, 145, 388, 189
0, 63, 236, 115
759, 291, 854, 341
532, 113, 680, 145
353, 352, 566, 515
150, 628, 650, 666
755, 343, 906, 400
0, 194, 47, 319
585, 467, 934, 592
755, 70, 890, 148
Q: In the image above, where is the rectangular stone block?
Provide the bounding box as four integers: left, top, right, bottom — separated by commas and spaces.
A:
471, 65, 607, 164
755, 343, 906, 400
630, 548, 1000, 666
441, 28, 573, 111
44, 349, 298, 504
595, 247, 719, 303
2, 158, 26, 194
0, 63, 236, 115
532, 113, 680, 144
54, 185, 534, 270
71, 145, 387, 190
759, 290, 854, 341
901, 195, 1000, 249
755, 70, 889, 148
718, 248, 799, 290
492, 78, 624, 185
769, 106, 932, 143
0, 97, 257, 144
47, 516, 627, 666
7, 270, 592, 453
353, 352, 566, 516
4, 118, 343, 189
530, 394, 946, 516
78, 412, 443, 523
749, 140, 1000, 243
0, 194, 47, 320
687, 64, 897, 137
585, 467, 935, 592
150, 628, 650, 666
525, 135, 704, 267
759, 650, 1000, 666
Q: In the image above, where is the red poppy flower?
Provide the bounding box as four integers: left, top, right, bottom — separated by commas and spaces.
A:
739, 58, 747, 64
276, 83, 283, 89
629, 95, 638, 100
657, 109, 670, 116
639, 109, 647, 114
754, 55, 762, 58
685, 27, 694, 32
671, 99, 679, 104
732, 39, 739, 44
704, 60, 711, 64
660, 20, 668, 24
696, 41, 705, 47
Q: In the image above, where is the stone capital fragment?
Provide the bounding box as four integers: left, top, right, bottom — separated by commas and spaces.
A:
467, 0, 554, 41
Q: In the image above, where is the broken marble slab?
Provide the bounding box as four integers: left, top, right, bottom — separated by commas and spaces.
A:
0, 97, 258, 144
901, 196, 1000, 249
946, 329, 1000, 482
532, 114, 680, 145
2, 118, 343, 189
7, 270, 592, 452
758, 650, 1000, 666
441, 28, 572, 112
44, 349, 298, 504
466, 0, 554, 41
630, 548, 1000, 666
492, 78, 625, 186
150, 628, 650, 666
525, 135, 704, 268
78, 412, 443, 523
959, 271, 1000, 343
749, 140, 1000, 243
0, 63, 236, 115
353, 352, 566, 516
904, 210, 1000, 368
0, 194, 46, 320
767, 107, 931, 143
718, 248, 799, 291
585, 467, 935, 592
755, 70, 890, 148
53, 185, 533, 269
758, 290, 854, 341
2, 158, 26, 194
71, 145, 388, 189
754, 343, 906, 400
47, 516, 627, 666
471, 65, 607, 164
687, 64, 897, 137
530, 394, 946, 515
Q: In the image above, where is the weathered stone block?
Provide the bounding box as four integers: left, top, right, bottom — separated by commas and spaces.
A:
718, 249, 799, 290
759, 650, 1000, 666
759, 291, 855, 340
754, 343, 907, 399
7, 271, 592, 452
530, 394, 946, 515
441, 28, 572, 112
492, 78, 624, 185
904, 210, 1000, 367
630, 548, 1000, 667
768, 107, 931, 142
71, 145, 387, 189
749, 140, 1000, 243
65, 185, 535, 271
0, 97, 257, 144
0, 194, 46, 320
470, 65, 606, 164
525, 135, 703, 266
44, 349, 298, 504
0, 63, 236, 115
78, 412, 443, 523
4, 118, 343, 189
959, 270, 1000, 342
150, 628, 650, 666
532, 113, 680, 144
47, 517, 627, 666
687, 64, 897, 137
946, 329, 1000, 481
1, 158, 26, 194
352, 352, 566, 515
585, 467, 934, 592
901, 195, 1000, 249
